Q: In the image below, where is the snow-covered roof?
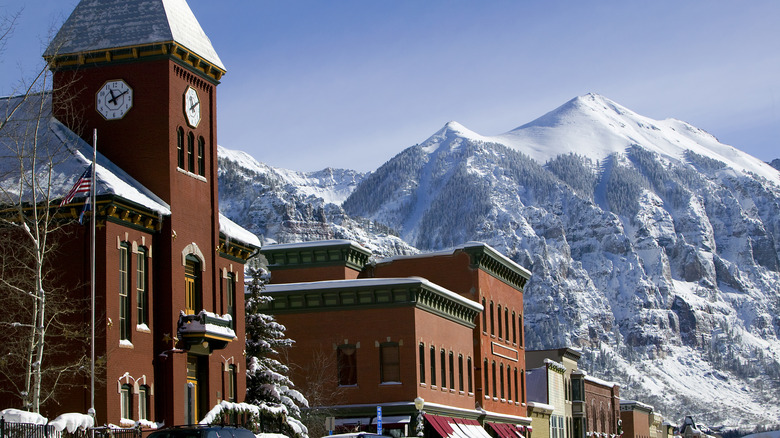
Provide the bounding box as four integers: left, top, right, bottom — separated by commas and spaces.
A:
264, 277, 483, 312
263, 239, 368, 252
619, 399, 654, 412
44, 0, 225, 71
219, 213, 261, 248
0, 93, 171, 215
376, 241, 532, 279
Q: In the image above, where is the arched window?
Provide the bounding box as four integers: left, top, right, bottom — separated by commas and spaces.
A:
184, 255, 201, 315
120, 383, 132, 420
483, 358, 489, 397
458, 354, 464, 392
481, 298, 487, 333
491, 361, 497, 398
337, 344, 357, 386
139, 385, 150, 420
500, 363, 505, 399
448, 351, 455, 389
419, 343, 425, 384
490, 301, 495, 336
430, 346, 436, 386
519, 368, 524, 403
467, 356, 473, 393
177, 127, 185, 168
228, 365, 237, 402
504, 307, 510, 343
518, 313, 524, 345
187, 132, 195, 172
440, 349, 446, 389
497, 304, 503, 339
512, 311, 517, 344
507, 365, 512, 401
197, 136, 205, 176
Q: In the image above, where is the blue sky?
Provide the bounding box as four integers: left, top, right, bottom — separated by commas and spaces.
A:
2, 1, 778, 172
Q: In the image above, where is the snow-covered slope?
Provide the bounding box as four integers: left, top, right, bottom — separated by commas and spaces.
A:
218, 94, 780, 427
501, 94, 779, 185
217, 146, 416, 257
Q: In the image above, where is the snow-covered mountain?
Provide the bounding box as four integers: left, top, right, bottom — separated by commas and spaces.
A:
217, 146, 417, 256
218, 94, 780, 427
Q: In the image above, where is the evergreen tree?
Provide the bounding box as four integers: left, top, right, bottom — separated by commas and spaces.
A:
245, 264, 309, 438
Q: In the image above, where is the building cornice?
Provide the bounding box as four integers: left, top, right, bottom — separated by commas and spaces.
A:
461, 243, 530, 290
261, 240, 372, 272
45, 41, 224, 82
261, 278, 481, 328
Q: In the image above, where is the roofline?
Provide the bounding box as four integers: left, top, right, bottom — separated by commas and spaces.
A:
45, 41, 225, 82
261, 239, 372, 272
375, 241, 531, 290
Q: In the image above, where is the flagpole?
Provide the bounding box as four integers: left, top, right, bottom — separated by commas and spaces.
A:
90, 129, 96, 420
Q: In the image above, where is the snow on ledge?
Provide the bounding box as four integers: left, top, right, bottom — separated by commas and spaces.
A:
219, 213, 261, 249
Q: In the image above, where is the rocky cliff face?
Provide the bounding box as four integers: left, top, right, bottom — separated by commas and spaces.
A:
218, 95, 780, 427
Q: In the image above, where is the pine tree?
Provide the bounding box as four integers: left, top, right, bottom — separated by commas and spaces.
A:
245, 265, 309, 438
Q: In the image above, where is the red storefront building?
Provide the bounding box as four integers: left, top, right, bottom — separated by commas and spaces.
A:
260, 240, 533, 438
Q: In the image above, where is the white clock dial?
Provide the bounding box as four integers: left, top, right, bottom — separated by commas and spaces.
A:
96, 80, 133, 120
184, 87, 201, 128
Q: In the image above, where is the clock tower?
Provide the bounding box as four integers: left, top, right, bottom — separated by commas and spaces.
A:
42, 0, 249, 426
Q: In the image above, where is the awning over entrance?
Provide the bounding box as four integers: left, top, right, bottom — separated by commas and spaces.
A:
487, 423, 525, 438
425, 414, 492, 438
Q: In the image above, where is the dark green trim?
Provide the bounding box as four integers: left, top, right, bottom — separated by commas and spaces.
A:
219, 232, 258, 263
261, 280, 479, 328
46, 42, 224, 84
462, 244, 530, 289
262, 241, 372, 272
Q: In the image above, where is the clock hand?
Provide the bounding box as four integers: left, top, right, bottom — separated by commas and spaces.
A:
108, 89, 128, 105
189, 101, 200, 111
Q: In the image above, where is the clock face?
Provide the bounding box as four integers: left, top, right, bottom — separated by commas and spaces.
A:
184, 87, 201, 128
96, 80, 133, 120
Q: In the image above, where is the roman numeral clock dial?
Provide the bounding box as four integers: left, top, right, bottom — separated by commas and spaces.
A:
96, 79, 133, 120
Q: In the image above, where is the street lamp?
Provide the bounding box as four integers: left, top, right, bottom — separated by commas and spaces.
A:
414, 397, 425, 437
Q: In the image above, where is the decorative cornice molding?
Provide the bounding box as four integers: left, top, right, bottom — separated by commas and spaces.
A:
261, 279, 480, 328
461, 244, 530, 290
262, 241, 372, 272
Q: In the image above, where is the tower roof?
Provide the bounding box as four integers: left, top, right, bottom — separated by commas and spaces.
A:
44, 0, 225, 73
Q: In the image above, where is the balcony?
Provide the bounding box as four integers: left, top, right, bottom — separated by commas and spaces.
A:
177, 310, 236, 352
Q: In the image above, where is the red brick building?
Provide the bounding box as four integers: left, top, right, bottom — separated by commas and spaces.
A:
0, 0, 258, 427
619, 401, 653, 438
260, 240, 532, 438
571, 372, 620, 438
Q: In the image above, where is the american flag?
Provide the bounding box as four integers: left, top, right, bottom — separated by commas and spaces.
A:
59, 164, 93, 207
